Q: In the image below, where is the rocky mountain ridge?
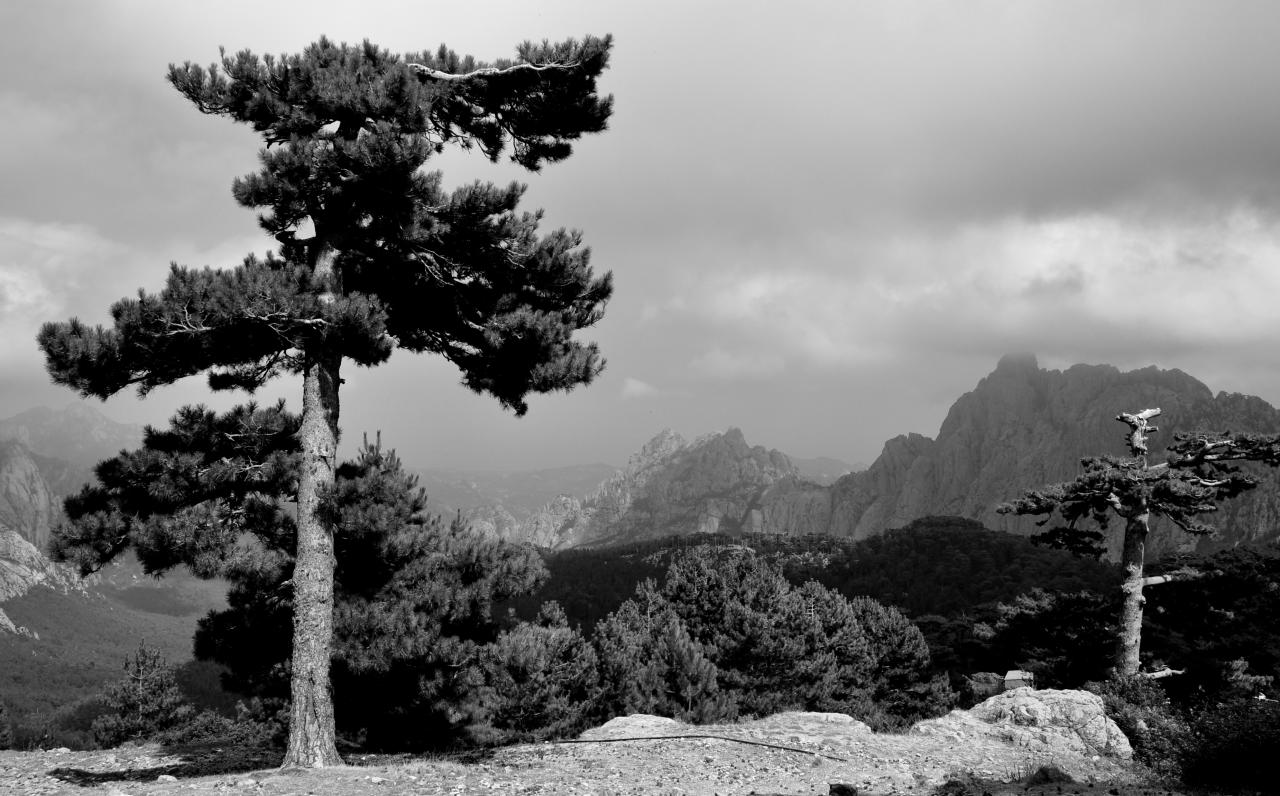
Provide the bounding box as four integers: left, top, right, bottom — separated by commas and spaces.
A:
0, 440, 63, 553
469, 428, 802, 548
753, 354, 1280, 556
468, 355, 1280, 557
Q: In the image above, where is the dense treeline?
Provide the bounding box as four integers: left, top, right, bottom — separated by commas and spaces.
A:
801, 517, 1121, 615
513, 517, 1120, 632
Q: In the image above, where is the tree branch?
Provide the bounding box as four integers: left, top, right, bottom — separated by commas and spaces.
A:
1142, 567, 1215, 587
407, 61, 574, 82
1142, 666, 1186, 679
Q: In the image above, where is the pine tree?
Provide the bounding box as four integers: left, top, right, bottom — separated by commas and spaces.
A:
39, 35, 613, 766
91, 642, 196, 748
999, 409, 1280, 677
480, 602, 601, 742
56, 404, 551, 750
593, 597, 735, 723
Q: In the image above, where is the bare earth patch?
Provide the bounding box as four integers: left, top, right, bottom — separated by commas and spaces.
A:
0, 709, 1184, 796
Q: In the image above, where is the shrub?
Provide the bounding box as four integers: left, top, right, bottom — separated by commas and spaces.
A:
154, 708, 274, 747
1183, 698, 1280, 792
1087, 676, 1190, 782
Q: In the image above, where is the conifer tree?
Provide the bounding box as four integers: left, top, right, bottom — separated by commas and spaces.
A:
92, 642, 196, 748
479, 602, 601, 742
38, 36, 613, 766
54, 404, 552, 750
594, 597, 735, 723
999, 410, 1280, 677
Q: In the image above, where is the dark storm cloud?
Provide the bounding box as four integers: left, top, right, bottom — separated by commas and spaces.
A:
6, 0, 1280, 470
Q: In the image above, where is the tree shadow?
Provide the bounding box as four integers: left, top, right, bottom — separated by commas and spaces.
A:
47, 740, 282, 785
47, 742, 500, 786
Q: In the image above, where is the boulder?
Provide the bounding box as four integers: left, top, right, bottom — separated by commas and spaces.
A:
578, 714, 682, 740
914, 688, 1131, 760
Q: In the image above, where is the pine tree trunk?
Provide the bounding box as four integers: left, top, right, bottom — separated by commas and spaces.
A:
1114, 508, 1149, 677
281, 349, 343, 768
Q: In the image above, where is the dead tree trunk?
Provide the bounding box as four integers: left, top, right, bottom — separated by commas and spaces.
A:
1114, 506, 1149, 677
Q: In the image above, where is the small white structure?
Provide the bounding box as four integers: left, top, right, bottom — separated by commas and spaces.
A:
1003, 670, 1035, 691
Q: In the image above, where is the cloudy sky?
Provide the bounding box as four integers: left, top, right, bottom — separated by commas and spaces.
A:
4, 1, 1280, 471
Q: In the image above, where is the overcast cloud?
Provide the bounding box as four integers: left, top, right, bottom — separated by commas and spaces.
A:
3, 1, 1280, 470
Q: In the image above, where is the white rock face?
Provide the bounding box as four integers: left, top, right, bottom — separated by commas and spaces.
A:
0, 526, 94, 610
0, 606, 35, 637
913, 687, 1132, 760
0, 441, 61, 551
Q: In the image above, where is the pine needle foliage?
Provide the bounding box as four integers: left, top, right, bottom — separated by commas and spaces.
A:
38, 32, 614, 765
39, 36, 615, 413
53, 401, 299, 579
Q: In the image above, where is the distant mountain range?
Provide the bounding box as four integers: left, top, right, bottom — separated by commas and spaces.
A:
413, 452, 860, 524
413, 463, 623, 520
462, 355, 1280, 557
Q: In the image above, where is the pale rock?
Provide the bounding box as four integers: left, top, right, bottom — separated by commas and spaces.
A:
913, 687, 1131, 760
0, 441, 60, 551
578, 714, 682, 740
0, 527, 94, 611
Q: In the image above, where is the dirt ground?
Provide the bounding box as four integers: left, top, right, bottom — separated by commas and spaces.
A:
0, 712, 1187, 796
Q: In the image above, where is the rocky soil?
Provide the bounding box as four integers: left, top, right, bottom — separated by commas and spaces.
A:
0, 690, 1187, 796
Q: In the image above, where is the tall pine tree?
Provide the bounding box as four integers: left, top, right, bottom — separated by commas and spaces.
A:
38, 35, 613, 766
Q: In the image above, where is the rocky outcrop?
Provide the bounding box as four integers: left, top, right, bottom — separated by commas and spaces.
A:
0, 526, 90, 607
913, 687, 1132, 760
0, 441, 62, 552
493, 429, 801, 549
752, 355, 1280, 556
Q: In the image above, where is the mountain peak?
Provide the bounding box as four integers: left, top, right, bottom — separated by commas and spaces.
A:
629, 429, 687, 471
994, 352, 1039, 372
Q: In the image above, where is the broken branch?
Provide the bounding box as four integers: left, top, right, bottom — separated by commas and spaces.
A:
408, 61, 574, 82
